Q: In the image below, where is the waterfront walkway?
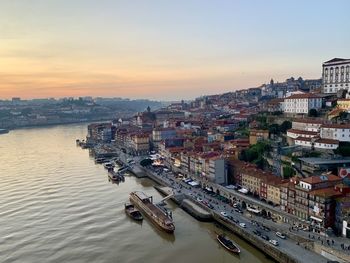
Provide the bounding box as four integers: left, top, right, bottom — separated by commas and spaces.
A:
116, 148, 349, 262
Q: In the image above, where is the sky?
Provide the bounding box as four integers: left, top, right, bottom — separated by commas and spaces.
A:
0, 0, 349, 101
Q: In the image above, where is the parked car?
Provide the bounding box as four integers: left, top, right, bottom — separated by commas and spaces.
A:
253, 230, 262, 236
235, 208, 243, 214
276, 232, 286, 239
220, 211, 228, 217
269, 239, 279, 246
207, 204, 214, 209
196, 197, 203, 202
261, 235, 270, 241
232, 218, 239, 224
239, 223, 246, 228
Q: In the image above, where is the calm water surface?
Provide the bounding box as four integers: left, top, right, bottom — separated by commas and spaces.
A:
0, 124, 274, 263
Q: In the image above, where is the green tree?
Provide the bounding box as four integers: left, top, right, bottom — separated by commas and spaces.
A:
280, 121, 292, 133
283, 166, 295, 179
140, 158, 153, 166
268, 124, 280, 135
308, 108, 318, 117
335, 142, 350, 157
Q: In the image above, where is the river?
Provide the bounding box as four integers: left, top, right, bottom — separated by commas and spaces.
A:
0, 124, 274, 263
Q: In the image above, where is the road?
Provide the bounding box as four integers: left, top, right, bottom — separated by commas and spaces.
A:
115, 148, 349, 262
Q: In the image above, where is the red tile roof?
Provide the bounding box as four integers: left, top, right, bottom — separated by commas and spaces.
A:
286, 93, 321, 99
321, 123, 350, 129
301, 174, 342, 185
287, 129, 318, 136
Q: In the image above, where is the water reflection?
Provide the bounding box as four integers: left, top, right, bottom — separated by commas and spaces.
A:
0, 124, 274, 263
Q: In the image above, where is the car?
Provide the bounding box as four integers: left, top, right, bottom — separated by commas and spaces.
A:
269, 239, 279, 246
261, 235, 270, 241
235, 208, 243, 214
276, 232, 286, 239
232, 219, 239, 224
253, 229, 262, 236
196, 197, 203, 202
251, 220, 259, 226
239, 223, 246, 228
233, 203, 238, 208
220, 211, 228, 217
207, 204, 214, 209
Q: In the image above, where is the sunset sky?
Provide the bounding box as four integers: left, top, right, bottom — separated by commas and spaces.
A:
0, 0, 349, 100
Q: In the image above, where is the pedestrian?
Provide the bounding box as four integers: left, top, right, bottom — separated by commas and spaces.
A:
321, 240, 323, 245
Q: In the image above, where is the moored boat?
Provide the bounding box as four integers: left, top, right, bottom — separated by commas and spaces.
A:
129, 191, 175, 233
217, 234, 241, 254
124, 203, 143, 221
0, 129, 9, 135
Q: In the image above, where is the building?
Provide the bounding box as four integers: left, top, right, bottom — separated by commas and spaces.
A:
130, 133, 150, 155
299, 157, 350, 175
291, 118, 324, 132
337, 99, 350, 110
208, 158, 227, 185
322, 58, 350, 95
294, 137, 339, 151
283, 93, 323, 114
249, 129, 269, 145
152, 128, 177, 149
295, 174, 343, 230
267, 180, 282, 206
320, 123, 350, 142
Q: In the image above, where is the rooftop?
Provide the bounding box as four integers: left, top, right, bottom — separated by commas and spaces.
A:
287, 129, 319, 136
285, 93, 321, 99
301, 174, 342, 185
299, 157, 350, 165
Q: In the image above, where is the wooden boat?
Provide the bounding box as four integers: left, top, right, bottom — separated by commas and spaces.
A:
217, 234, 241, 254
125, 203, 143, 221
130, 191, 175, 233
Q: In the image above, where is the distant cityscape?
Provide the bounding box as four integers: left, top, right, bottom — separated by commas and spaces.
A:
0, 97, 163, 129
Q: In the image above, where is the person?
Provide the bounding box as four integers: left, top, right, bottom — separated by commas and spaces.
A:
332, 239, 334, 245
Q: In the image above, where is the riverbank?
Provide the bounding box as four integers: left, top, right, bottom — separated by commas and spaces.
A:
84, 141, 348, 263
107, 150, 324, 263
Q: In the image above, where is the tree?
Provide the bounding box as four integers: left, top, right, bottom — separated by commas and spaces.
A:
268, 124, 280, 135
335, 142, 350, 157
339, 111, 348, 120
283, 166, 295, 179
140, 158, 152, 166
280, 120, 292, 133
308, 108, 318, 117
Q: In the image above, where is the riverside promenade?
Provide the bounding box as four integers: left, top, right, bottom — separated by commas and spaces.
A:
114, 150, 346, 263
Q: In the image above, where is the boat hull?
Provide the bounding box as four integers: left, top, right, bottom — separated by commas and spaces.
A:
217, 235, 240, 254
130, 192, 175, 233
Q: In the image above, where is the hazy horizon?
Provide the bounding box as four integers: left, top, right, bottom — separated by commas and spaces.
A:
1, 0, 349, 100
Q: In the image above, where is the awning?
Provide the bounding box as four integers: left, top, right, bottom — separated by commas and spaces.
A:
310, 216, 323, 222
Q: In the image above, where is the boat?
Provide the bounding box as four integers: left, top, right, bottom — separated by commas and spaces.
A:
104, 162, 115, 169
108, 170, 124, 182
217, 234, 241, 254
129, 191, 175, 233
124, 203, 143, 221
0, 129, 9, 135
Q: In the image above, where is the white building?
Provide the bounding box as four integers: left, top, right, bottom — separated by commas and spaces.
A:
294, 137, 338, 150
284, 93, 323, 114
320, 124, 350, 142
292, 118, 324, 132
322, 58, 350, 95
287, 129, 318, 139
